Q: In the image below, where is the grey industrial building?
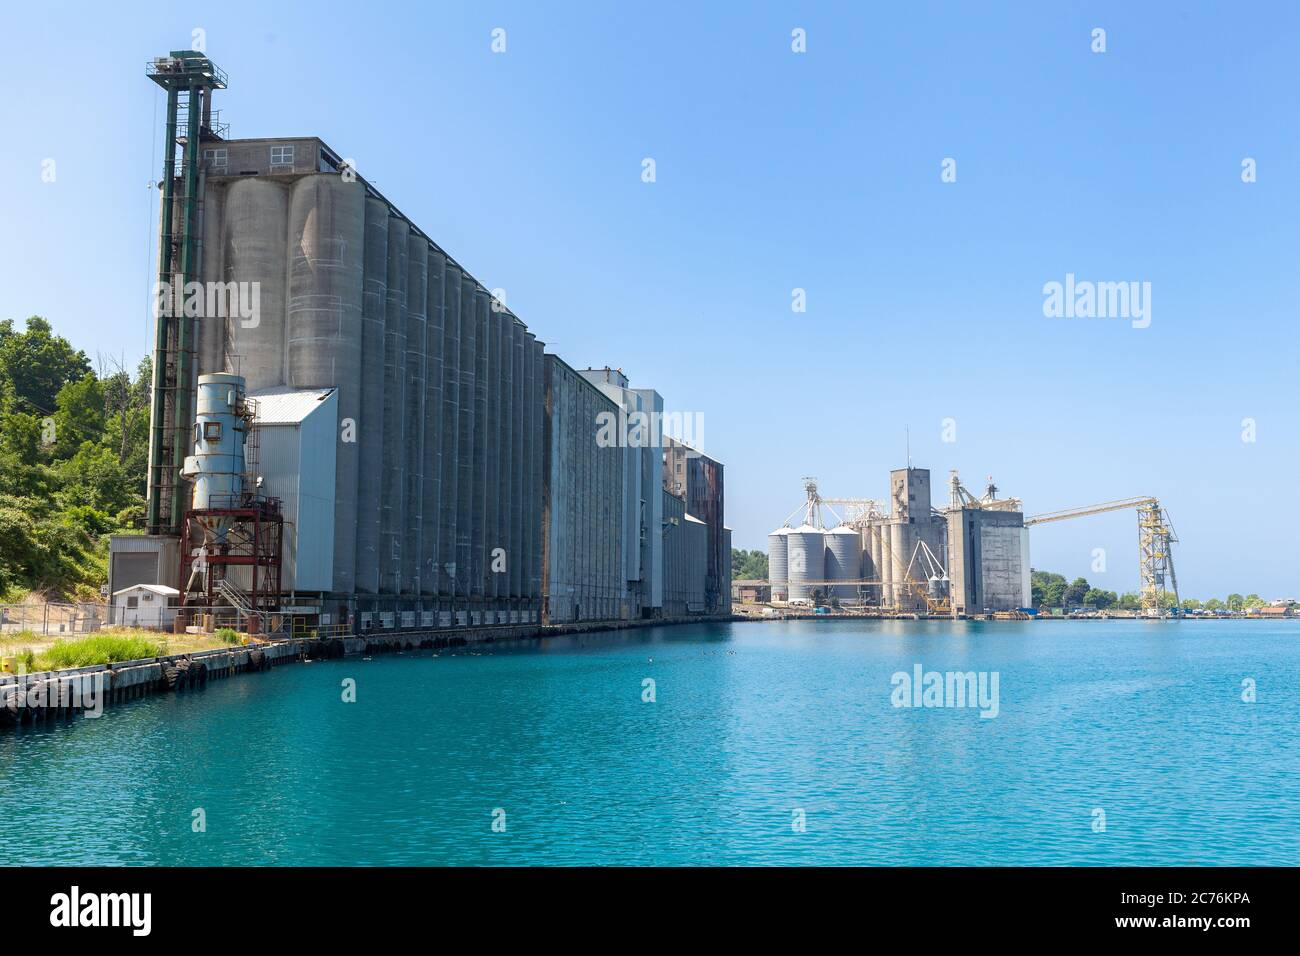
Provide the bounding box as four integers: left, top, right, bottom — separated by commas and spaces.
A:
109, 51, 724, 634
541, 357, 623, 623
946, 504, 1031, 614
663, 437, 730, 614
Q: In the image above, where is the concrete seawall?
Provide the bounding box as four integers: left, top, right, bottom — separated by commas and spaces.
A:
0, 613, 737, 729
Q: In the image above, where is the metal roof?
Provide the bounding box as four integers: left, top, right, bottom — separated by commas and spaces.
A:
113, 584, 179, 597
250, 387, 335, 425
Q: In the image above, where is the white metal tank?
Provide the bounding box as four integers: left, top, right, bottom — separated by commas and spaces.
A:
824, 525, 862, 602
182, 373, 247, 513
767, 526, 791, 601
785, 524, 824, 604
180, 373, 249, 554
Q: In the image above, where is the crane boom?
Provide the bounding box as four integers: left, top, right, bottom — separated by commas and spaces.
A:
1024, 496, 1156, 527
1023, 496, 1179, 617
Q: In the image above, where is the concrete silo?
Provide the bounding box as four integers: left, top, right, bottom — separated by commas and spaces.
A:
864, 522, 883, 604
471, 287, 490, 614
222, 178, 288, 391
767, 526, 790, 601
420, 249, 445, 601
786, 524, 824, 604
353, 196, 389, 594
285, 175, 364, 595
402, 232, 428, 597
379, 216, 409, 595
437, 264, 461, 615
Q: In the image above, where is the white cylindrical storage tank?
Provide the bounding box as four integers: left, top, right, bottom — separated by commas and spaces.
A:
222, 178, 288, 391
786, 524, 824, 604
183, 372, 247, 512
824, 525, 861, 602
767, 526, 790, 601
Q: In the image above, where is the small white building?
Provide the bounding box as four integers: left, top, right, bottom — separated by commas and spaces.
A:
112, 584, 180, 630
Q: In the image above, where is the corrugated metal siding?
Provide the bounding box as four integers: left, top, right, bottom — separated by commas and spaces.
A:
107, 535, 181, 593
297, 390, 338, 590
252, 390, 337, 591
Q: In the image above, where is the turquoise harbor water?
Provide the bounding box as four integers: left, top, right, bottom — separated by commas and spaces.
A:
1, 619, 1297, 866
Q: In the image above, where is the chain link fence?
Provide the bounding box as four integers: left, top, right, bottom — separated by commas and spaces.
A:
0, 603, 112, 637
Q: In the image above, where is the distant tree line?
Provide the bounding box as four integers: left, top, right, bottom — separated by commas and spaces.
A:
1031, 570, 1271, 611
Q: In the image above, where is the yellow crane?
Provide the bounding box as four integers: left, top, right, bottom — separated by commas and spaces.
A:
1024, 497, 1180, 617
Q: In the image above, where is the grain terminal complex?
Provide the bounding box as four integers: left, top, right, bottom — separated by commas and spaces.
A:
109, 51, 729, 634
767, 467, 1183, 618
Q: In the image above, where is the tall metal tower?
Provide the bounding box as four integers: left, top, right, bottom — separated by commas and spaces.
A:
1024, 495, 1181, 617
1138, 501, 1180, 616
800, 476, 823, 528
144, 51, 227, 535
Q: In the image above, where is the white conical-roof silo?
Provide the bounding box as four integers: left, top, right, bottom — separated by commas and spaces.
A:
767, 526, 791, 601
824, 525, 862, 602
786, 524, 824, 603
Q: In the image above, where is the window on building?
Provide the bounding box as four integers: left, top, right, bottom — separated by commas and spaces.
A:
203, 147, 228, 168
126, 596, 139, 609
270, 144, 295, 166
203, 422, 223, 442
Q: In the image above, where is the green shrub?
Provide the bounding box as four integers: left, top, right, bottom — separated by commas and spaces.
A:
34, 634, 164, 670
215, 627, 240, 645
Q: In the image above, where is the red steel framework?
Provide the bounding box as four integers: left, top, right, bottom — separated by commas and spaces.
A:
178, 493, 284, 633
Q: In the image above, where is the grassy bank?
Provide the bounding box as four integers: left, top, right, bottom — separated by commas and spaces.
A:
1, 629, 247, 674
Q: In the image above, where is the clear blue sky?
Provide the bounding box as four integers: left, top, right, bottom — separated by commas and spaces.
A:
1, 1, 1296, 598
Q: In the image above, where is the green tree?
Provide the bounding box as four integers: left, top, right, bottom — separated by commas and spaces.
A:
0, 411, 42, 462
0, 316, 91, 413
731, 548, 769, 580
1031, 570, 1067, 608
1063, 576, 1090, 607
52, 373, 105, 458
1204, 598, 1224, 611
1083, 587, 1117, 609
1226, 593, 1244, 611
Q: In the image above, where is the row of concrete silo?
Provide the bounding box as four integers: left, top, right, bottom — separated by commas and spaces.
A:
768, 518, 949, 608
197, 174, 545, 622
767, 523, 863, 603
766, 468, 953, 609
